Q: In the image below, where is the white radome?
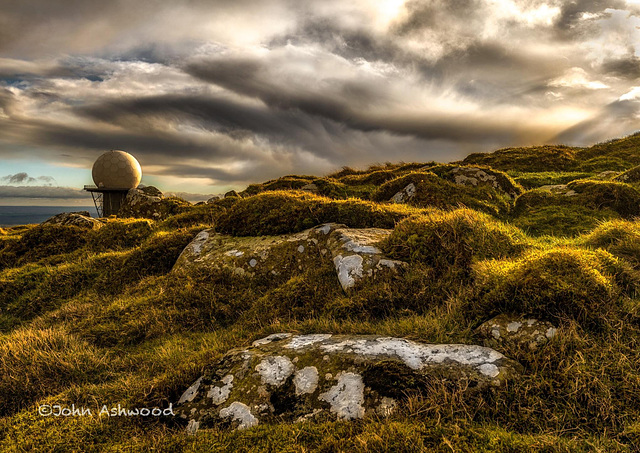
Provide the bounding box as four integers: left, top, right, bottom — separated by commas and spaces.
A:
92, 150, 142, 189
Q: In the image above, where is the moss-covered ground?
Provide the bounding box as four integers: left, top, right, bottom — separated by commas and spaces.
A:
3, 134, 640, 451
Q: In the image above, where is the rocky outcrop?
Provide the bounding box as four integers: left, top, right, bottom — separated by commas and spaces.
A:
173, 223, 405, 292
300, 183, 318, 193
537, 184, 577, 196
42, 211, 103, 229
175, 333, 521, 433
476, 314, 557, 350
119, 186, 164, 219
118, 186, 190, 220
390, 183, 416, 203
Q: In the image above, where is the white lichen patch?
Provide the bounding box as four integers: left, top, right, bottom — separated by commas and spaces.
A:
506, 321, 522, 333
333, 254, 364, 289
252, 333, 292, 347
391, 183, 416, 203
320, 338, 504, 372
178, 376, 202, 404
285, 334, 333, 349
186, 419, 200, 435
189, 231, 210, 256
478, 363, 500, 378
255, 356, 295, 386
376, 397, 397, 416
225, 249, 244, 257
249, 258, 258, 267
219, 402, 258, 429
207, 375, 234, 405
546, 327, 557, 339
317, 224, 332, 235
319, 372, 365, 420
297, 245, 305, 253
293, 366, 319, 395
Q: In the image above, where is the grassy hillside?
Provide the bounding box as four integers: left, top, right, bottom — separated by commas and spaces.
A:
2, 134, 640, 451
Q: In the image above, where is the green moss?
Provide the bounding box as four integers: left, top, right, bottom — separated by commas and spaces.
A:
470, 248, 625, 328
511, 204, 620, 237
372, 172, 511, 216
215, 191, 419, 236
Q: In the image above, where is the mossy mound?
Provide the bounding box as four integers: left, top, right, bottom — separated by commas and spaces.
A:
510, 171, 595, 189
0, 224, 87, 270
242, 176, 316, 196
511, 180, 640, 236
565, 180, 640, 217
372, 172, 511, 216
463, 145, 580, 172
470, 248, 629, 328
86, 219, 155, 251
215, 191, 418, 236
382, 209, 527, 280
581, 220, 640, 269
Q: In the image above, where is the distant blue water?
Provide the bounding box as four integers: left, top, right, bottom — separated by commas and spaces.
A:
0, 206, 98, 227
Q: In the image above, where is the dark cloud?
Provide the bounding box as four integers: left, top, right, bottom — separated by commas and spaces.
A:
554, 0, 626, 35
1, 0, 640, 203
1, 172, 57, 185
602, 57, 640, 80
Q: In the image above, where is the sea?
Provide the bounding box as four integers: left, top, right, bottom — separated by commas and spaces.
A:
0, 206, 99, 227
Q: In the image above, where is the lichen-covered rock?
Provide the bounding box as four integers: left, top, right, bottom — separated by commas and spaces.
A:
206, 196, 221, 204
476, 315, 558, 350
175, 333, 521, 433
300, 183, 318, 192
224, 190, 239, 198
425, 165, 522, 199
325, 227, 406, 291
536, 184, 577, 196
614, 165, 640, 183
119, 186, 191, 220
173, 223, 405, 292
390, 183, 416, 203
42, 211, 103, 230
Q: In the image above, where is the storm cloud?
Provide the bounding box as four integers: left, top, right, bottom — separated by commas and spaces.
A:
1, 0, 640, 196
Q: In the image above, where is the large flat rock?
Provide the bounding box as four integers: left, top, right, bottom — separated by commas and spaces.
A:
173, 223, 405, 292
175, 333, 521, 433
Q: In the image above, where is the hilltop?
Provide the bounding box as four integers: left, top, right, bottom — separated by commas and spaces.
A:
2, 134, 640, 451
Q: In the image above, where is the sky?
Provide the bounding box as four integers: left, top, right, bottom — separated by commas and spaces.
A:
2, 0, 640, 205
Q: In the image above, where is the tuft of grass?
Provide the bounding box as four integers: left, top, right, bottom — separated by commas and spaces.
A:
0, 327, 109, 416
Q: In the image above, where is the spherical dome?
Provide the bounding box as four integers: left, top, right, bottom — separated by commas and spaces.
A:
92, 150, 142, 189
